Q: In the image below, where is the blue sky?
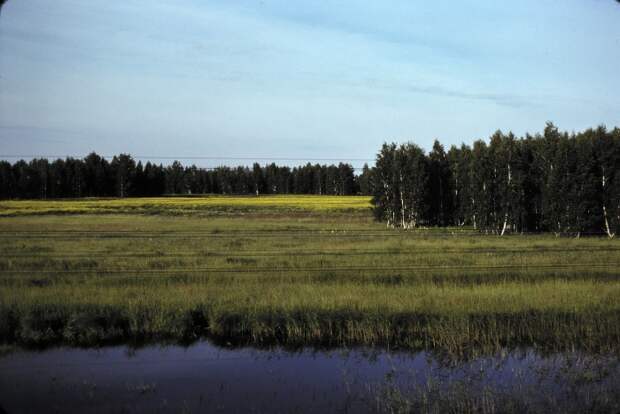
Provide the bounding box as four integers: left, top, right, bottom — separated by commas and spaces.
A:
1, 0, 619, 167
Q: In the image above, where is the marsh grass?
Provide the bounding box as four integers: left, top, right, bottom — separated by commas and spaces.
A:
0, 196, 619, 356
370, 351, 620, 413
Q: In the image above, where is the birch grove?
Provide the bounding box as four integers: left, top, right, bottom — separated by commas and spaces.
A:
372, 123, 620, 237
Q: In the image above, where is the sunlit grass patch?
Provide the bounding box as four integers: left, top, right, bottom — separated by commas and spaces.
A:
0, 208, 618, 354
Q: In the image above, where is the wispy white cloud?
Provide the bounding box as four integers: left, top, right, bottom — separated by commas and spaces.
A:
0, 0, 619, 159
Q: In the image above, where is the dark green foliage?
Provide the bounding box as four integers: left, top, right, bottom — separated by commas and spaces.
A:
427, 140, 453, 226
357, 163, 374, 196
373, 123, 620, 235
372, 143, 398, 225
0, 156, 363, 198
372, 142, 429, 228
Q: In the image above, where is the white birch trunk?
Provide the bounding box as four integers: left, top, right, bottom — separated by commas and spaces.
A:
401, 200, 406, 228
601, 173, 615, 238
399, 172, 406, 229
500, 164, 512, 236
500, 214, 509, 236
603, 205, 615, 238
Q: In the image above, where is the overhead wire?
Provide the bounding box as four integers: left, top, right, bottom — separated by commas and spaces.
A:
2, 247, 620, 258
1, 263, 617, 277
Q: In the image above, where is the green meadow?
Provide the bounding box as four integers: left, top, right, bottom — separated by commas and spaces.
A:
0, 196, 619, 356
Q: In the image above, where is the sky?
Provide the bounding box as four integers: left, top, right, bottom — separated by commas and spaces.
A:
0, 0, 619, 167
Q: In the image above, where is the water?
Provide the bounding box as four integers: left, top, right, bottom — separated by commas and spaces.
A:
0, 342, 618, 413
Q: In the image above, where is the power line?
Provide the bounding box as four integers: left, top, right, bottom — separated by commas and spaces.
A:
0, 234, 491, 239
0, 232, 610, 239
0, 229, 610, 235
0, 155, 375, 162
2, 247, 619, 259
0, 155, 371, 170
1, 263, 617, 276
0, 230, 476, 236
0, 228, 473, 233
0, 231, 462, 239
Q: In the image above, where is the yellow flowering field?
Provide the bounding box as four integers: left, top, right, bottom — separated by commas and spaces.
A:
0, 195, 373, 217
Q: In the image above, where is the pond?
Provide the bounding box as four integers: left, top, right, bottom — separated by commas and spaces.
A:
0, 342, 618, 413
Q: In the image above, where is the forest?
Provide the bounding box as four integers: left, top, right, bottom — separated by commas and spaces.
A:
1, 123, 619, 236
0, 155, 362, 198
373, 123, 619, 236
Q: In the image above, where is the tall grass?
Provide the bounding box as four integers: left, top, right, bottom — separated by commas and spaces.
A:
3, 280, 618, 354
0, 196, 618, 355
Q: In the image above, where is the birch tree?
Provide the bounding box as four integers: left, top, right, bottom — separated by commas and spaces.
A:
470, 140, 491, 231
373, 143, 398, 227
396, 143, 428, 228
428, 140, 453, 227
592, 126, 619, 238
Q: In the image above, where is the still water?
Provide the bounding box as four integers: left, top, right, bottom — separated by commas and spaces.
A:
0, 341, 618, 413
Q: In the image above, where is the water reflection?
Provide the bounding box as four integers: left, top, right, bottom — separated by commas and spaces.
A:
0, 342, 618, 413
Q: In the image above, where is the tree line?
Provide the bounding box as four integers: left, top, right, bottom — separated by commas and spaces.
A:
0, 154, 365, 198
372, 123, 619, 237
2, 123, 618, 236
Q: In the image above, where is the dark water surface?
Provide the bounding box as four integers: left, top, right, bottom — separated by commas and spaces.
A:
0, 342, 619, 413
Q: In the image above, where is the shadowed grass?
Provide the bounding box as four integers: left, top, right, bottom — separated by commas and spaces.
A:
2, 281, 619, 354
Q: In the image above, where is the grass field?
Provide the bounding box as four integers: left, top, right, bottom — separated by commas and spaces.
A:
0, 196, 619, 356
